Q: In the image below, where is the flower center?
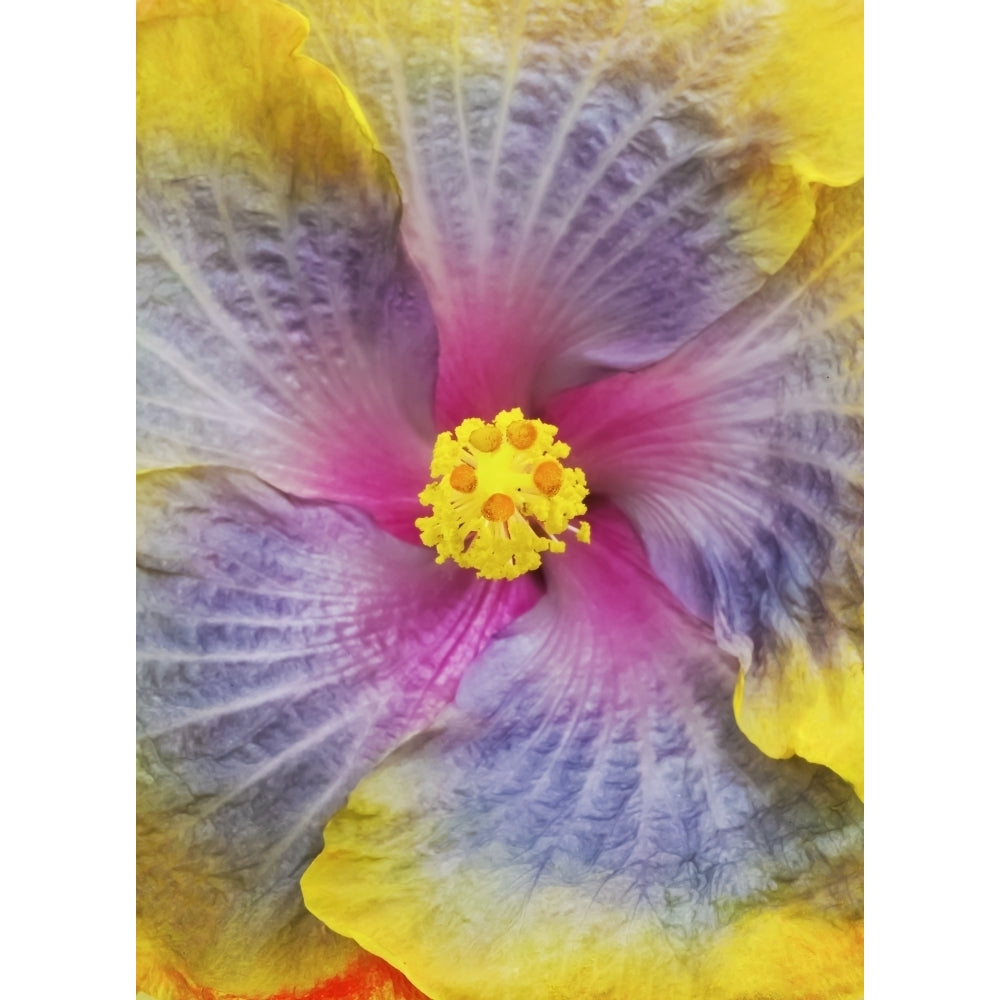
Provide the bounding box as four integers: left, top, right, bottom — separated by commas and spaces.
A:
416, 408, 591, 580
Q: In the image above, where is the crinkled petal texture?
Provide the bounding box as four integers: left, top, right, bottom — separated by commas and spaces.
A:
547, 182, 863, 796
137, 468, 535, 998
137, 0, 440, 539
290, 0, 862, 424
303, 509, 863, 1000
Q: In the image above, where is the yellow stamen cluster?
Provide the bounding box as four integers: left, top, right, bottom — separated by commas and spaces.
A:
416, 408, 591, 580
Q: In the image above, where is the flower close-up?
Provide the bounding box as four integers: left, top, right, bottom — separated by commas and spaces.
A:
136, 0, 863, 998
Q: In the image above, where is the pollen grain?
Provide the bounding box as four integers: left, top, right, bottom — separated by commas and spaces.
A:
416, 408, 591, 580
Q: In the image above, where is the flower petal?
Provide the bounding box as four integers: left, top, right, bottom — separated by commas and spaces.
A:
302, 508, 863, 1000
289, 0, 862, 423
547, 181, 863, 795
137, 467, 535, 997
138, 945, 431, 1000
137, 0, 441, 538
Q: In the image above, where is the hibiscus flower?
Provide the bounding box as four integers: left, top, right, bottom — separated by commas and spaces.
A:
136, 0, 863, 998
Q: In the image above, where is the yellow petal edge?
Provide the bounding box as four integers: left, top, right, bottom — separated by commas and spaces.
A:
137, 0, 380, 184
304, 785, 863, 1000
734, 631, 864, 800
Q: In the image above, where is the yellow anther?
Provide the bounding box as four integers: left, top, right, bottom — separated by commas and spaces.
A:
469, 424, 502, 452
449, 464, 477, 493
533, 461, 563, 497
482, 493, 515, 522
416, 408, 591, 580
506, 419, 537, 450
